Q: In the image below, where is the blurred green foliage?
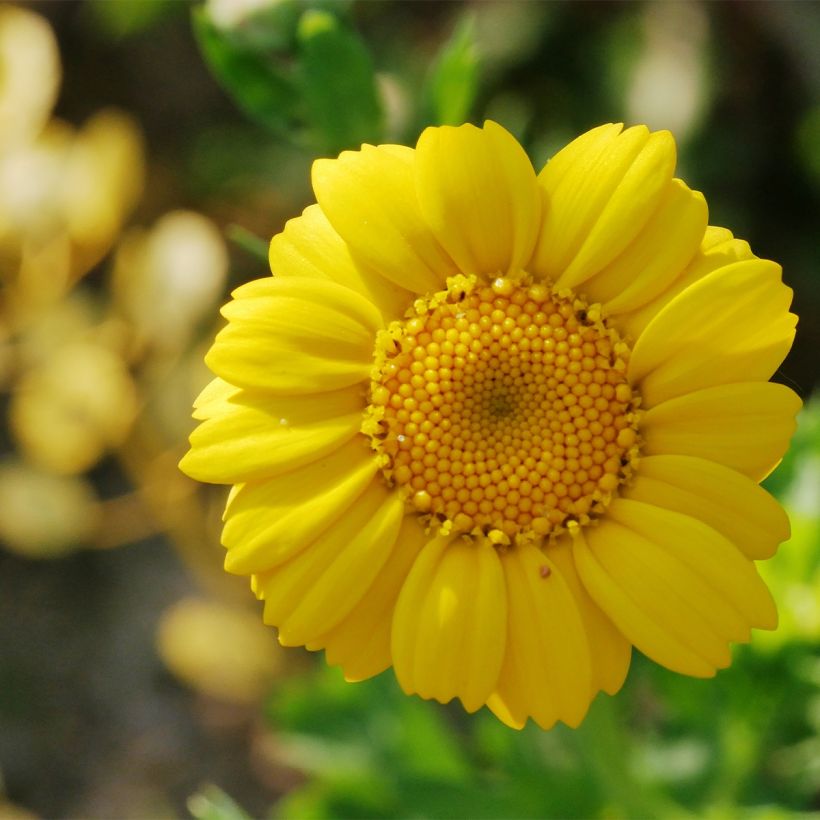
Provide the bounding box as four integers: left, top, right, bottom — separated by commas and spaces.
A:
192, 1, 484, 153
421, 16, 480, 128
192, 4, 303, 138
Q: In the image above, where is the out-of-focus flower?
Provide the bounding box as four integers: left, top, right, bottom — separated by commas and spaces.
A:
0, 111, 144, 280
626, 2, 710, 144
61, 110, 144, 275
0, 4, 60, 148
0, 460, 100, 558
113, 211, 228, 355
10, 340, 137, 475
206, 0, 280, 32
182, 121, 800, 729
0, 14, 144, 314
157, 596, 283, 704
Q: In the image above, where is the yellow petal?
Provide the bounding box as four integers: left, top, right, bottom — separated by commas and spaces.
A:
549, 538, 631, 696
269, 203, 413, 321
608, 498, 778, 632
629, 259, 797, 406
392, 535, 507, 712
207, 277, 380, 395
221, 437, 379, 575
582, 178, 707, 313
615, 226, 755, 340
486, 543, 592, 730
535, 123, 624, 198
532, 125, 676, 289
415, 120, 541, 277
308, 516, 427, 682
390, 535, 449, 700
180, 387, 363, 484
313, 144, 455, 293
192, 376, 238, 421
624, 455, 790, 560
259, 478, 404, 646
575, 522, 723, 677
641, 382, 802, 480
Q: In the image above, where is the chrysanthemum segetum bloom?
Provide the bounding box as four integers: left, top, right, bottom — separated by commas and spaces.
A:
180, 121, 801, 729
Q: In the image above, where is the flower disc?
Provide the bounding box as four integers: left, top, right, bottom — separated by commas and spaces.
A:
366, 277, 640, 541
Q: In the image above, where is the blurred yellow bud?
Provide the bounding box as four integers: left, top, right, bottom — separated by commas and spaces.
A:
148, 347, 215, 443
113, 211, 228, 353
62, 109, 144, 277
0, 461, 100, 558
0, 111, 143, 290
10, 341, 137, 474
0, 318, 11, 390
14, 292, 99, 370
0, 5, 60, 148
5, 233, 72, 326
156, 597, 283, 704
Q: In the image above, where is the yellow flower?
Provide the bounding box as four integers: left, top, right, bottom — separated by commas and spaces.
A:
181, 122, 800, 729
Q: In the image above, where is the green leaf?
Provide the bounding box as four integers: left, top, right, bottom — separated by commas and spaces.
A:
422, 15, 480, 127
191, 6, 300, 136
297, 10, 383, 153
226, 224, 271, 263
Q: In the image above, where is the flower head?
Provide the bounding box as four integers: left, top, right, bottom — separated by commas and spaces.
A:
181, 121, 800, 729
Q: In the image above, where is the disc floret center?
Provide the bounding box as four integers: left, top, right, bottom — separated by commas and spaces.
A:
364, 275, 641, 544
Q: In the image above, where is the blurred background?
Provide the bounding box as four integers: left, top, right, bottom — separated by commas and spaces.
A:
0, 1, 818, 817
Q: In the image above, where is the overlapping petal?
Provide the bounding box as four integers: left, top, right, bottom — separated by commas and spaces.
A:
581, 178, 707, 313
574, 499, 777, 678
269, 203, 413, 321
629, 259, 797, 406
191, 376, 238, 421
207, 277, 381, 395
307, 516, 428, 682
415, 121, 541, 277
258, 479, 404, 647
532, 124, 677, 289
392, 535, 507, 712
549, 539, 631, 696
622, 455, 789, 560
641, 382, 802, 480
313, 144, 456, 293
180, 386, 364, 484
615, 226, 756, 341
221, 436, 379, 575
486, 542, 593, 730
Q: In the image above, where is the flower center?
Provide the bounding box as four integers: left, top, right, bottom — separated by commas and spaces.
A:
364, 276, 640, 544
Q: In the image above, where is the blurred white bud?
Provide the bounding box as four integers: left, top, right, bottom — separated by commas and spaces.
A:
113, 211, 229, 353
0, 110, 144, 287
206, 0, 279, 31
626, 1, 710, 144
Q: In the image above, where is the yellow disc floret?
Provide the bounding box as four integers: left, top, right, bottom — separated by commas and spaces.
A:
365, 276, 641, 543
